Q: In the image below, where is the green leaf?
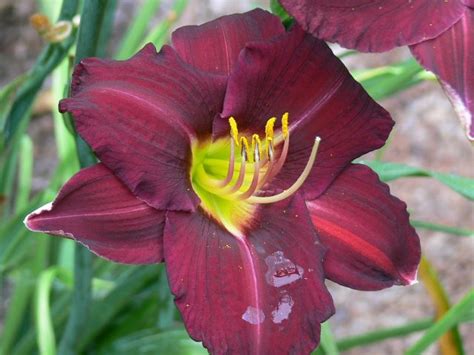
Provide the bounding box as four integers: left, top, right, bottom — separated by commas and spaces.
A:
354, 58, 425, 100
319, 322, 340, 355
35, 267, 73, 355
101, 329, 207, 355
431, 172, 474, 201
270, 0, 292, 26
410, 220, 473, 237
405, 289, 474, 355
140, 0, 188, 50
77, 266, 159, 351
336, 318, 434, 351
59, 2, 115, 353
52, 58, 79, 172
418, 256, 465, 354
13, 293, 72, 355
362, 160, 474, 200
0, 73, 28, 129
0, 272, 34, 354
116, 0, 162, 59
1, 0, 79, 153
15, 135, 34, 212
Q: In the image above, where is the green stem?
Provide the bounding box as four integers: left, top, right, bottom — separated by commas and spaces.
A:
411, 220, 473, 237
76, 266, 159, 351
418, 256, 464, 354
0, 272, 33, 354
58, 1, 115, 354
336, 318, 434, 351
115, 0, 161, 59
1, 0, 79, 152
140, 0, 188, 49
405, 290, 474, 355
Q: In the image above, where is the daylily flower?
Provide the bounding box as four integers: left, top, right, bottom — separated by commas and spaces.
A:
280, 0, 474, 140
25, 9, 420, 354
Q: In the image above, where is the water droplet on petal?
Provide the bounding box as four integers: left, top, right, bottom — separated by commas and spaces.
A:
242, 306, 265, 325
272, 293, 294, 324
265, 251, 304, 287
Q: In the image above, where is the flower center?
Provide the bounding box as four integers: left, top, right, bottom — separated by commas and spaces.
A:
190, 113, 321, 236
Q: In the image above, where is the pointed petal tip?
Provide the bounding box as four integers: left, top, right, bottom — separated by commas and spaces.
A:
308, 164, 421, 291
399, 268, 419, 286
24, 202, 53, 231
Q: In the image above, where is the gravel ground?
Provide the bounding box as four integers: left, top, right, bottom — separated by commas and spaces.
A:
1, 0, 473, 354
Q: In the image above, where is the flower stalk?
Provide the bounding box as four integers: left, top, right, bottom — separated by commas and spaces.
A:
58, 1, 115, 354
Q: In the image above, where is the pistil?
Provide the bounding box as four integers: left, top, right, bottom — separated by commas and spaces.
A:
193, 113, 321, 209
247, 136, 321, 204
264, 132, 289, 183
190, 113, 322, 236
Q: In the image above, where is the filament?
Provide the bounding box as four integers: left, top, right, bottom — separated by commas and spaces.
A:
238, 161, 261, 200
265, 134, 289, 182
225, 151, 247, 194
217, 138, 235, 187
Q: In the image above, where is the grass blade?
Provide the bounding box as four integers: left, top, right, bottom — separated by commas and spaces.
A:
405, 289, 474, 355
418, 256, 464, 354
362, 160, 474, 200
411, 220, 473, 237
116, 0, 161, 59
337, 318, 434, 351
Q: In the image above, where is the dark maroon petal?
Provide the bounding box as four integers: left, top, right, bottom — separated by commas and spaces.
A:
410, 9, 474, 140
306, 164, 421, 291
219, 26, 393, 200
60, 44, 227, 211
463, 0, 474, 7
164, 195, 334, 354
25, 164, 165, 264
280, 0, 465, 52
172, 9, 284, 75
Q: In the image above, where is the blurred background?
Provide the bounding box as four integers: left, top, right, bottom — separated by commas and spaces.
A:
0, 0, 473, 354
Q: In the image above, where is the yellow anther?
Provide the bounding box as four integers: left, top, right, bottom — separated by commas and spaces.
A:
282, 112, 289, 138
252, 134, 262, 162
229, 117, 239, 145
265, 117, 277, 140
240, 137, 250, 158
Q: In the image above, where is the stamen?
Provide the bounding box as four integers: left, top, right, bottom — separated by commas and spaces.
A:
258, 113, 290, 189
238, 161, 260, 200
266, 137, 273, 161
216, 138, 235, 187
266, 132, 289, 182
251, 134, 261, 163
225, 147, 247, 194
240, 137, 250, 159
247, 137, 321, 204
